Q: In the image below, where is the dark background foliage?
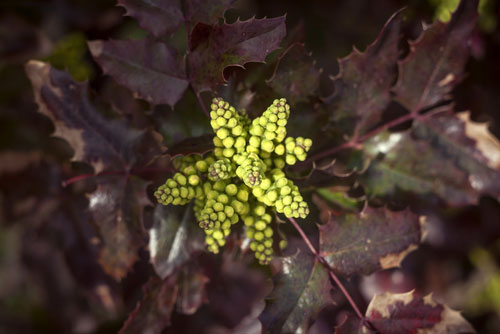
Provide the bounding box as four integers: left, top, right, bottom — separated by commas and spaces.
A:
1, 0, 500, 333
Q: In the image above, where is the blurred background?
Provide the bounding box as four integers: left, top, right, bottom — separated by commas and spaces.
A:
1, 0, 500, 333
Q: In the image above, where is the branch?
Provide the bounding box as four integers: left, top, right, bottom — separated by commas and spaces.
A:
303, 106, 448, 167
288, 217, 378, 332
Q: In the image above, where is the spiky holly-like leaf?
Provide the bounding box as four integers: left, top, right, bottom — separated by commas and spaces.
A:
117, 0, 236, 37
393, 0, 478, 112
189, 16, 286, 93
319, 205, 422, 277
117, 0, 182, 37
119, 275, 178, 334
26, 61, 164, 280
325, 9, 402, 138
260, 239, 334, 334
88, 39, 188, 108
360, 111, 500, 206
185, 0, 237, 27
336, 291, 476, 334
149, 204, 205, 279
267, 43, 322, 106
176, 262, 209, 315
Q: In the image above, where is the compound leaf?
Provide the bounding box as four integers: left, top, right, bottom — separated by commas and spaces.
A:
393, 0, 478, 112
26, 61, 165, 280
88, 39, 189, 108
319, 205, 422, 277
189, 16, 286, 93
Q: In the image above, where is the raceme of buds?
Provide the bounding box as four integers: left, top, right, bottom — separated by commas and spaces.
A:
155, 97, 312, 264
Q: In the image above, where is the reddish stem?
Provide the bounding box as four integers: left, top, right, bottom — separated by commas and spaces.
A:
288, 217, 370, 327
304, 107, 447, 167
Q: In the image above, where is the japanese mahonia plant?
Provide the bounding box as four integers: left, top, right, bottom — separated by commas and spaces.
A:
154, 98, 312, 264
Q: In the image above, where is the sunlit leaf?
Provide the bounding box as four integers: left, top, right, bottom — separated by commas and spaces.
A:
149, 204, 205, 279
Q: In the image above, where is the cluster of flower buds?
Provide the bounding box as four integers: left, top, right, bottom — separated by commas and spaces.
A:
155, 97, 312, 264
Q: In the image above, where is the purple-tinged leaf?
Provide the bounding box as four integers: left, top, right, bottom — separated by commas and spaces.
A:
117, 0, 236, 37
176, 262, 209, 315
260, 239, 334, 334
205, 256, 268, 330
185, 0, 237, 26
267, 43, 322, 106
148, 204, 205, 279
88, 39, 189, 108
360, 111, 500, 206
319, 205, 422, 277
336, 291, 476, 334
189, 16, 286, 93
119, 275, 178, 334
325, 9, 401, 138
25, 61, 165, 174
393, 0, 478, 112
117, 0, 183, 37
26, 61, 165, 280
91, 176, 149, 280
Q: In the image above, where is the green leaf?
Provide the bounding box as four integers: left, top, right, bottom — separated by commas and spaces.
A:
26, 61, 165, 280
319, 205, 422, 276
360, 111, 500, 206
260, 239, 334, 334
188, 16, 286, 93
119, 275, 178, 334
88, 39, 189, 108
325, 9, 401, 138
393, 0, 478, 112
149, 204, 205, 279
267, 43, 322, 106
335, 291, 476, 334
